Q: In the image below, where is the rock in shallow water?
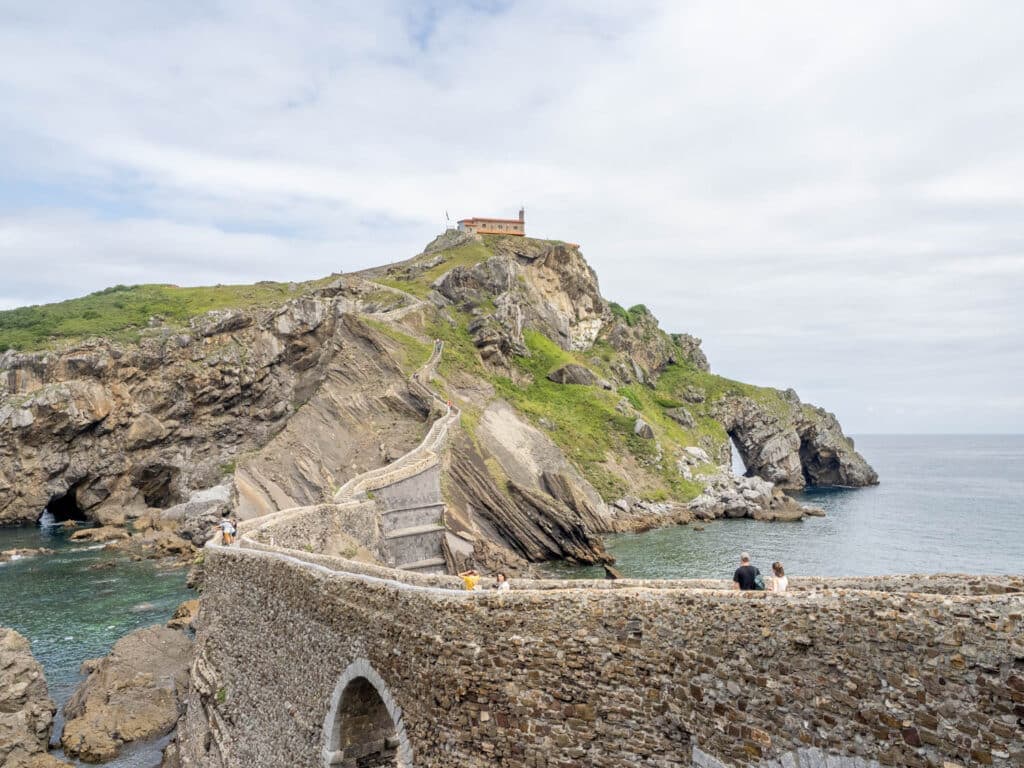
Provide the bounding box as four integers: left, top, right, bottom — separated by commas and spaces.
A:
0, 627, 70, 767
60, 625, 192, 763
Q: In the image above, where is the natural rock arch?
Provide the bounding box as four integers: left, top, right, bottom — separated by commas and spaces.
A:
321, 659, 413, 768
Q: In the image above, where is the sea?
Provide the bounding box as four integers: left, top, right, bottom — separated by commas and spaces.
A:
0, 522, 192, 767
543, 434, 1024, 580
0, 434, 1021, 766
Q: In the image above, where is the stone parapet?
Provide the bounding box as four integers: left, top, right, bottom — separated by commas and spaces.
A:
183, 544, 1023, 768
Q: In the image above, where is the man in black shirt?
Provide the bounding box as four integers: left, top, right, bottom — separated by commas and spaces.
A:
732, 552, 761, 590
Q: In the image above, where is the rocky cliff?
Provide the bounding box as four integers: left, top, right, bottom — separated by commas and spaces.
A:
0, 233, 876, 567
0, 627, 69, 768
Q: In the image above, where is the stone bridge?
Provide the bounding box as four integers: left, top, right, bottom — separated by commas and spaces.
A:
179, 341, 1024, 768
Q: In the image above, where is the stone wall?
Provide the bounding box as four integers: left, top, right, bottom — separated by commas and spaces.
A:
179, 544, 1023, 768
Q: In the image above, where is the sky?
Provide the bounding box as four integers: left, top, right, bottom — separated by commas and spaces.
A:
0, 1, 1022, 434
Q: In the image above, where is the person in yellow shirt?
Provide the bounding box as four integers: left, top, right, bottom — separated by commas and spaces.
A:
458, 569, 481, 591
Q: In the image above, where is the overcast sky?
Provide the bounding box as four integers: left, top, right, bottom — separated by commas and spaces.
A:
1, 1, 1021, 434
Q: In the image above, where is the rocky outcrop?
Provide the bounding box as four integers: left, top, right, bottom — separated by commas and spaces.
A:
600, 310, 707, 383
61, 625, 192, 762
0, 547, 54, 563
714, 391, 878, 489
446, 434, 610, 565
434, 240, 611, 358
0, 628, 69, 768
0, 289, 428, 526
546, 364, 598, 386
688, 471, 821, 521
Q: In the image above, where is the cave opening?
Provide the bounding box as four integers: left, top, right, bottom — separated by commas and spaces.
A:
40, 482, 88, 525
135, 465, 180, 509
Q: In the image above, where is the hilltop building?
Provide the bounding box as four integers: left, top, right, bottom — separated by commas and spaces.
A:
458, 208, 525, 236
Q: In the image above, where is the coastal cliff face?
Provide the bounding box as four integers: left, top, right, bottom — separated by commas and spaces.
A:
0, 233, 876, 566
0, 288, 427, 526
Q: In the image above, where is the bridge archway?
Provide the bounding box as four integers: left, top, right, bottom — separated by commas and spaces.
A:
322, 659, 413, 768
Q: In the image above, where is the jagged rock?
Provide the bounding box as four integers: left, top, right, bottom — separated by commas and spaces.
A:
546, 364, 598, 386
166, 600, 200, 631
446, 434, 610, 565
61, 625, 192, 762
69, 526, 129, 543
434, 240, 609, 352
671, 334, 710, 372
161, 485, 231, 546
682, 385, 706, 404
633, 418, 655, 439
125, 413, 170, 449
683, 446, 711, 464
189, 309, 251, 338
665, 407, 695, 428
0, 628, 67, 768
687, 470, 816, 522
714, 395, 878, 489
0, 547, 54, 563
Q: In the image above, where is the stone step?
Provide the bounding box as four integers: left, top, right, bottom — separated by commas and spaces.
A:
384, 523, 445, 540
398, 557, 447, 572
380, 504, 444, 533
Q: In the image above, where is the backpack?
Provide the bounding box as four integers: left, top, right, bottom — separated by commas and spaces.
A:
754, 572, 766, 591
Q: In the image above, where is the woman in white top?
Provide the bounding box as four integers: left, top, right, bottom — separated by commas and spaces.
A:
494, 572, 511, 591
768, 561, 788, 593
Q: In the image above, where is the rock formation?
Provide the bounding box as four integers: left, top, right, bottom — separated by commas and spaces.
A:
60, 624, 192, 762
714, 392, 878, 489
0, 286, 430, 526
0, 232, 877, 570
0, 628, 70, 768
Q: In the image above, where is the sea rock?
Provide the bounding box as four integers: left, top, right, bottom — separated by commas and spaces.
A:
687, 471, 816, 522
69, 526, 130, 543
546, 364, 598, 386
714, 394, 878, 489
166, 600, 200, 632
61, 625, 192, 762
0, 628, 69, 768
0, 547, 54, 563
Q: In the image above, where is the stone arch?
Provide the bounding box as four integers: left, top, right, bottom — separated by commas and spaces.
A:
322, 658, 413, 768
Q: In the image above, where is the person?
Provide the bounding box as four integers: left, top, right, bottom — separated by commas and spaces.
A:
458, 569, 482, 591
219, 517, 236, 546
768, 561, 788, 593
731, 552, 763, 591
493, 572, 510, 591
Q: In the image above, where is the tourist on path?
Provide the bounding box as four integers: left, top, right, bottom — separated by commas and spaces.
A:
731, 552, 763, 591
493, 573, 510, 591
458, 569, 482, 591
768, 561, 788, 593
219, 517, 236, 546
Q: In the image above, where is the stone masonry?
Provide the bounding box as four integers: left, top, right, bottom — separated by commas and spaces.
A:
179, 536, 1023, 767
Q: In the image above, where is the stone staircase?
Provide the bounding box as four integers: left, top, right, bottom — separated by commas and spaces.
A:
330, 338, 456, 574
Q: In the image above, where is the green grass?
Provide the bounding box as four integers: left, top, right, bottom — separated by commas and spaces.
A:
489, 330, 706, 501
0, 276, 339, 352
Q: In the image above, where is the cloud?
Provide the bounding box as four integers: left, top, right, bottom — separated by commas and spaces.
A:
0, 0, 1021, 433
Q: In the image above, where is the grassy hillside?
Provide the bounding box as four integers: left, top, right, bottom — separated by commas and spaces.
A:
0, 277, 338, 352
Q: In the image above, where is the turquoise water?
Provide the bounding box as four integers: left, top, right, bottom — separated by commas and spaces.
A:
0, 523, 193, 766
546, 434, 1024, 580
